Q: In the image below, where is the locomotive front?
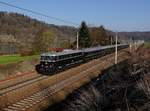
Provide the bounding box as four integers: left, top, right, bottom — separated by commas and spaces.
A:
35, 53, 56, 74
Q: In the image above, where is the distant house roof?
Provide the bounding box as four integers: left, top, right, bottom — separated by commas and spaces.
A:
48, 48, 64, 52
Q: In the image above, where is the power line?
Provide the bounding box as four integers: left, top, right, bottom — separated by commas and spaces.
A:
0, 1, 79, 26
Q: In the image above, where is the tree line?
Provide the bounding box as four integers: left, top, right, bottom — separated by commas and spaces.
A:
77, 21, 114, 48
0, 12, 114, 54
34, 21, 115, 52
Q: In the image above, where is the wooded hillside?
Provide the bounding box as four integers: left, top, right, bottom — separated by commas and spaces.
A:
0, 12, 149, 53
0, 12, 77, 51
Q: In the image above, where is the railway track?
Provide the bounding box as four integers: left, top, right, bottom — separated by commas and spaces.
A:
0, 75, 47, 95
0, 50, 129, 111
0, 71, 38, 89
2, 60, 109, 111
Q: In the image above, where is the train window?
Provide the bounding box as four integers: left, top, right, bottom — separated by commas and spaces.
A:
58, 56, 61, 60
67, 54, 69, 58
61, 55, 63, 59
64, 55, 66, 59
65, 55, 67, 58
45, 56, 53, 61
50, 56, 53, 60
70, 54, 72, 57
56, 56, 59, 60
40, 56, 45, 61
60, 55, 64, 59
46, 56, 49, 60
41, 56, 46, 60
61, 55, 64, 59
47, 56, 50, 60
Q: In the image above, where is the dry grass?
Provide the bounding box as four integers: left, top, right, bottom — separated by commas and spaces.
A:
0, 58, 38, 80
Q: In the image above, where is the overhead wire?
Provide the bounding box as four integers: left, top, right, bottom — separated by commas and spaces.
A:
0, 1, 79, 26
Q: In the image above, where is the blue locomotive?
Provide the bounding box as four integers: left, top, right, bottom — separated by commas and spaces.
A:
35, 44, 129, 74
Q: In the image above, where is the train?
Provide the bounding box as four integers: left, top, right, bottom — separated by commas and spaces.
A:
35, 44, 129, 74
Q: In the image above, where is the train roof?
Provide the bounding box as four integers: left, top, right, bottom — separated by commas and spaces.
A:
41, 44, 128, 57
83, 44, 128, 52
41, 49, 82, 57
83, 45, 114, 52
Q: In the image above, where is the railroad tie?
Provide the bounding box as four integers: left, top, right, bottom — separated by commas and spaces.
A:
7, 106, 18, 111
3, 108, 15, 111
15, 101, 26, 106
23, 98, 34, 102
12, 104, 21, 107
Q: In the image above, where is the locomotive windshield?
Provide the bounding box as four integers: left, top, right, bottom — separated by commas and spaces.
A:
40, 56, 55, 61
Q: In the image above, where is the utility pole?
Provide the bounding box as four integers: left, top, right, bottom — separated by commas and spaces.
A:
76, 32, 79, 50
129, 38, 132, 53
132, 37, 135, 52
115, 33, 118, 64
135, 41, 137, 50
111, 36, 113, 45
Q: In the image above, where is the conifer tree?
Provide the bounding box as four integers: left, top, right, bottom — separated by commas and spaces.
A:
78, 21, 91, 48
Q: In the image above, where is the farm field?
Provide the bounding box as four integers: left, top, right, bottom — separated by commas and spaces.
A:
144, 42, 150, 48
0, 54, 39, 65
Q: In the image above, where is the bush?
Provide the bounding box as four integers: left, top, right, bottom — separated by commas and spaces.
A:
20, 51, 34, 56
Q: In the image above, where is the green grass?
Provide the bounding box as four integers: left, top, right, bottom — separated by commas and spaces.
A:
144, 42, 150, 48
0, 54, 39, 65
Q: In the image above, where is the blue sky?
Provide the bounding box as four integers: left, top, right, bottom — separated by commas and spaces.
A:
0, 0, 150, 31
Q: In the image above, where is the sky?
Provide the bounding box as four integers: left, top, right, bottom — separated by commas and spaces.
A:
0, 0, 150, 32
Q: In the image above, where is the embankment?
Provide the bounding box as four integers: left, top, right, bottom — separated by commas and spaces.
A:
46, 47, 150, 111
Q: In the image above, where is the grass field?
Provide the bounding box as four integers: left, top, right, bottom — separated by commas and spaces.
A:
0, 54, 39, 65
144, 42, 150, 48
